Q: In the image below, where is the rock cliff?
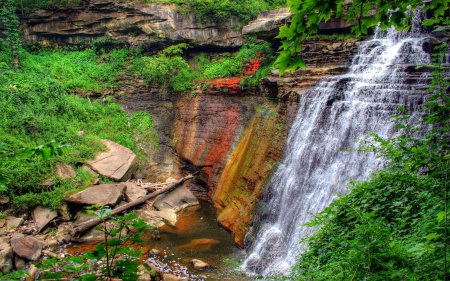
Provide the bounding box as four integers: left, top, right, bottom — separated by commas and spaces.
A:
19, 1, 242, 50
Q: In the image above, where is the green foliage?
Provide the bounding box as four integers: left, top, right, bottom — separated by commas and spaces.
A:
38, 208, 152, 280
146, 0, 286, 23
275, 0, 450, 74
284, 43, 450, 280
0, 0, 22, 67
130, 40, 276, 92
129, 44, 191, 91
0, 40, 158, 209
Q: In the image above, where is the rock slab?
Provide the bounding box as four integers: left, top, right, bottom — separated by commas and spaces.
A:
65, 183, 125, 206
31, 206, 58, 232
11, 236, 45, 261
153, 186, 199, 213
88, 140, 138, 182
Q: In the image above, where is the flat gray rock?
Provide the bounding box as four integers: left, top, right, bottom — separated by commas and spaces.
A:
31, 206, 58, 232
65, 183, 125, 206
88, 140, 138, 182
124, 182, 147, 202
153, 186, 199, 213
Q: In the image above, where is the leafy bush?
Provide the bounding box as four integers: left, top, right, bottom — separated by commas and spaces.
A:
129, 43, 191, 91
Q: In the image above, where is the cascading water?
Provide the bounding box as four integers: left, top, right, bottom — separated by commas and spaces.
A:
243, 17, 434, 276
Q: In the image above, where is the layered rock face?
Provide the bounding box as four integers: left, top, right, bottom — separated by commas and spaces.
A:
212, 103, 288, 247
20, 0, 242, 49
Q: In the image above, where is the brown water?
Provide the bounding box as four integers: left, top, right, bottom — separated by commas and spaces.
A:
141, 200, 246, 280
68, 200, 245, 280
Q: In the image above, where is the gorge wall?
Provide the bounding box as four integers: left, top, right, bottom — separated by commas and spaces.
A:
7, 1, 366, 246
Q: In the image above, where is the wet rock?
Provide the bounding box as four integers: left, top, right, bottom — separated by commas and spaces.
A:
140, 210, 177, 228
65, 183, 126, 206
190, 259, 211, 270
6, 216, 23, 230
0, 245, 13, 274
11, 236, 45, 261
175, 238, 220, 252
55, 163, 76, 179
25, 264, 39, 281
57, 203, 72, 221
124, 182, 147, 202
153, 186, 199, 213
31, 206, 58, 232
88, 140, 138, 182
148, 248, 160, 256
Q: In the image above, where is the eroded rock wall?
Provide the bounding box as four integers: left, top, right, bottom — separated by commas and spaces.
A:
19, 0, 242, 50
212, 102, 289, 247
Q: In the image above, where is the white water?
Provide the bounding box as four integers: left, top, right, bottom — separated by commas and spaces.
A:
243, 25, 433, 276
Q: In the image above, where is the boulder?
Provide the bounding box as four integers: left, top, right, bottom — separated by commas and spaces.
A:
0, 246, 13, 274
88, 140, 138, 182
6, 216, 23, 230
31, 206, 58, 232
140, 210, 177, 228
65, 183, 126, 206
55, 163, 76, 179
153, 186, 199, 213
11, 236, 45, 261
190, 259, 211, 270
124, 182, 147, 202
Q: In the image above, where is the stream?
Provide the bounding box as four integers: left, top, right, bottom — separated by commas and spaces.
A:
68, 200, 245, 281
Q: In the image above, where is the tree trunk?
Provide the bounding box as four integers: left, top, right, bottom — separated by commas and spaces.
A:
71, 174, 194, 237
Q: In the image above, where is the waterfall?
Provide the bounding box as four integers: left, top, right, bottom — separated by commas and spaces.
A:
243, 22, 434, 276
